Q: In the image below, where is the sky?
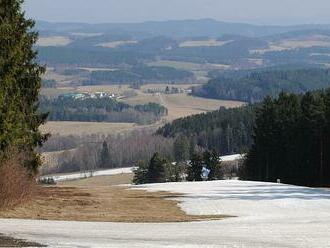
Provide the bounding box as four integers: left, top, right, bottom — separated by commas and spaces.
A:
24, 0, 330, 25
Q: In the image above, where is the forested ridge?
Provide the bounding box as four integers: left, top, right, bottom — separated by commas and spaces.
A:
193, 68, 330, 103
40, 97, 168, 124
157, 106, 255, 155
86, 66, 194, 85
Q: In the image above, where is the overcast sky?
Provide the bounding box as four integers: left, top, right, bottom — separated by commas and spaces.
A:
24, 0, 330, 25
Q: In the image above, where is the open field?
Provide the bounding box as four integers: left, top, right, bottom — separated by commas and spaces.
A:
37, 36, 72, 47
148, 59, 230, 71
59, 173, 134, 187
40, 121, 136, 136
252, 37, 330, 54
2, 180, 330, 247
179, 39, 232, 47
123, 93, 245, 121
0, 184, 226, 223
97, 40, 138, 48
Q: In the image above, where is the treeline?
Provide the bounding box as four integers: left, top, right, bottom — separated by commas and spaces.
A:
193, 68, 330, 103
85, 66, 194, 85
133, 150, 222, 184
157, 106, 255, 156
242, 90, 330, 186
39, 97, 168, 125
41, 130, 174, 175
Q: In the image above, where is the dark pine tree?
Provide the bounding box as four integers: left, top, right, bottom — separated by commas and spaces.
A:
99, 141, 111, 168
147, 152, 166, 183
187, 153, 204, 181
0, 0, 48, 175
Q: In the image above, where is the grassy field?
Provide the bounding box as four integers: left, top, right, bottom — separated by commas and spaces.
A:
97, 40, 138, 48
37, 36, 72, 47
148, 59, 230, 71
41, 121, 137, 136
179, 39, 232, 48
0, 183, 227, 223
123, 92, 245, 121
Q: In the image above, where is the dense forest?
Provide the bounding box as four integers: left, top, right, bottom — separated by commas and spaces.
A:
40, 97, 168, 124
86, 66, 194, 85
157, 106, 255, 156
192, 68, 330, 103
242, 90, 330, 186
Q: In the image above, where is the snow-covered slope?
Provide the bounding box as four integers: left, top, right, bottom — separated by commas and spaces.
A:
41, 167, 134, 182
2, 180, 330, 247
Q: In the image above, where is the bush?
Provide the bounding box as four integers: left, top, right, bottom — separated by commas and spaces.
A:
0, 151, 35, 209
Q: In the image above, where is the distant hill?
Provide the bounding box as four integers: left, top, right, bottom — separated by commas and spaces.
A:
36, 19, 330, 38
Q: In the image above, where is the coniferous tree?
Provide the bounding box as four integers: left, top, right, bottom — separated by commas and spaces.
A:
173, 135, 190, 162
147, 152, 166, 183
0, 0, 48, 175
203, 150, 222, 180
133, 161, 149, 185
99, 141, 111, 168
187, 153, 204, 181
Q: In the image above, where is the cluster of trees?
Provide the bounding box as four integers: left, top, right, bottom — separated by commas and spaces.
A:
133, 150, 222, 184
157, 106, 255, 156
86, 66, 194, 85
193, 68, 330, 103
242, 90, 330, 186
40, 96, 168, 125
41, 130, 174, 174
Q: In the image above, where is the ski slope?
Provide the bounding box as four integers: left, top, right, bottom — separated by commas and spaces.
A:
1, 180, 330, 247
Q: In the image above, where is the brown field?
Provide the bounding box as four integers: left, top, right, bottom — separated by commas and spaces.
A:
179, 39, 232, 48
252, 37, 330, 54
97, 40, 138, 48
37, 36, 72, 47
59, 173, 134, 187
123, 92, 245, 121
40, 121, 136, 136
0, 183, 228, 223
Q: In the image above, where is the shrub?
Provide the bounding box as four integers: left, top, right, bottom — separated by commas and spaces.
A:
0, 151, 35, 209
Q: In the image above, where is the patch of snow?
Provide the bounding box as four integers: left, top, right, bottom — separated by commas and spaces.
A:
41, 167, 134, 182
220, 154, 245, 162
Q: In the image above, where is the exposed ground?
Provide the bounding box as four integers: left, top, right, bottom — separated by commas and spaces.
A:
58, 173, 134, 187
0, 234, 44, 247
40, 121, 136, 136
1, 180, 330, 247
123, 93, 244, 121
0, 175, 226, 223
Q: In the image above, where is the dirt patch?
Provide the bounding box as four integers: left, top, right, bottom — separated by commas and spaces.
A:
0, 234, 45, 247
0, 185, 228, 223
59, 173, 134, 187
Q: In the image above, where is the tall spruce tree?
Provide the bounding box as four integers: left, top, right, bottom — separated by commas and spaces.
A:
0, 0, 48, 174
99, 141, 111, 168
147, 152, 166, 183
187, 153, 204, 181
